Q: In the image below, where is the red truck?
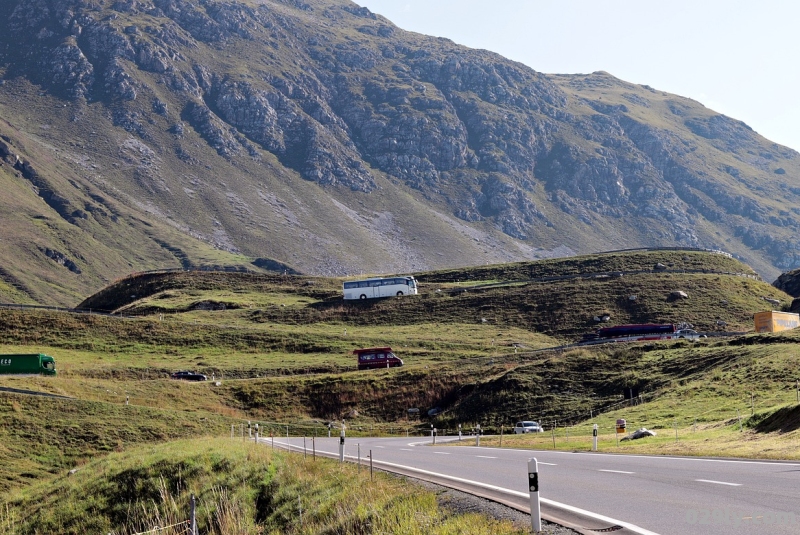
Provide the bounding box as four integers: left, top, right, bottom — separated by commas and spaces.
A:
354, 347, 403, 370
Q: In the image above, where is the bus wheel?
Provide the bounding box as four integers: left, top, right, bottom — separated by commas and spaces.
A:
360, 294, 367, 299
396, 291, 404, 296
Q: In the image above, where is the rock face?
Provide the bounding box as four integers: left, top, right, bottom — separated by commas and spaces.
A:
0, 0, 799, 303
773, 269, 800, 298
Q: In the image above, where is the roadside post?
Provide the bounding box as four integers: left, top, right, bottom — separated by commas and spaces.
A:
328, 422, 332, 438
475, 424, 481, 446
248, 421, 251, 438
339, 422, 346, 463
458, 423, 462, 441
190, 494, 197, 535
254, 423, 259, 442
592, 424, 598, 451
433, 427, 437, 445
616, 419, 626, 446
500, 425, 503, 448
528, 458, 541, 532
430, 424, 434, 444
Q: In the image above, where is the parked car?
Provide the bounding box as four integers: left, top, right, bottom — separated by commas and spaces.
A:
170, 371, 208, 381
513, 421, 544, 434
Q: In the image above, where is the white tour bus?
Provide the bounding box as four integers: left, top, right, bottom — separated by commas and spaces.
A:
343, 276, 418, 300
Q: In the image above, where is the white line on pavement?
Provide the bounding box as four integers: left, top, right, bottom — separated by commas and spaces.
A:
538, 462, 557, 466
434, 451, 451, 455
599, 469, 635, 474
695, 479, 742, 486
400, 448, 412, 451
476, 455, 497, 459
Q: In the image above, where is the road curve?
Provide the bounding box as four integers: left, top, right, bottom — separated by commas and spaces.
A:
269, 435, 800, 535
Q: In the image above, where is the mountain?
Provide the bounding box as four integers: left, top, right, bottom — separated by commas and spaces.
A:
1, 0, 798, 306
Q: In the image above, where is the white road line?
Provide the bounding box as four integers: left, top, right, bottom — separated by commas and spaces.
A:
599, 469, 635, 474
512, 449, 800, 467
362, 457, 661, 535
434, 451, 451, 455
374, 445, 385, 448
476, 455, 497, 459
695, 479, 742, 486
538, 462, 557, 466
400, 448, 413, 451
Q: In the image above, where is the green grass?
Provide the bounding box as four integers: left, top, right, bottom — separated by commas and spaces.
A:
0, 438, 533, 535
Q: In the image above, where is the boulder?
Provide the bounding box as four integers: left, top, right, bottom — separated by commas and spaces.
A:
670, 290, 688, 299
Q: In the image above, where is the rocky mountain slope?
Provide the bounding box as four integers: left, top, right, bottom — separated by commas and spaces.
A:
1, 0, 798, 306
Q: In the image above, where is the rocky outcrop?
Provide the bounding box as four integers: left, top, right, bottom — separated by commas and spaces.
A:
773, 269, 800, 298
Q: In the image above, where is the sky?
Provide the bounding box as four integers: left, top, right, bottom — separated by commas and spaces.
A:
355, 0, 800, 153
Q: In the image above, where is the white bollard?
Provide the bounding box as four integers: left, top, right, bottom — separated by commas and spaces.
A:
475, 424, 481, 446
528, 458, 541, 532
592, 424, 598, 452
458, 424, 462, 441
339, 423, 346, 462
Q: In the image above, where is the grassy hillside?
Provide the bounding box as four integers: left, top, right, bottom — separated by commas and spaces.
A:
0, 438, 531, 535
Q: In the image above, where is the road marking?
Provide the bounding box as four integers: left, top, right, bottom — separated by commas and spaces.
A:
271, 442, 660, 535
374, 445, 385, 448
510, 449, 800, 467
538, 462, 557, 466
695, 479, 741, 486
400, 448, 412, 451
599, 469, 635, 474
434, 451, 451, 455
476, 455, 497, 459
360, 458, 661, 535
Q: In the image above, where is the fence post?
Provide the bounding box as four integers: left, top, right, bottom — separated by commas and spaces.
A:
190, 494, 197, 535
592, 424, 598, 451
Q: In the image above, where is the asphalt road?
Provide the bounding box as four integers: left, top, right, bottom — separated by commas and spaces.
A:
280, 435, 800, 535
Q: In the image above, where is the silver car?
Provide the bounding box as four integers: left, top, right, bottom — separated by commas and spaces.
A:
514, 421, 543, 433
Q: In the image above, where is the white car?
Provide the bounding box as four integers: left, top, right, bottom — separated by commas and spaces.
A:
513, 421, 544, 434
676, 329, 707, 340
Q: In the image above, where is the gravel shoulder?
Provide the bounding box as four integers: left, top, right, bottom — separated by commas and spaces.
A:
409, 477, 581, 534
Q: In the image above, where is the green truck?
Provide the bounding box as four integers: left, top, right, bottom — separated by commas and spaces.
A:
0, 354, 57, 376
